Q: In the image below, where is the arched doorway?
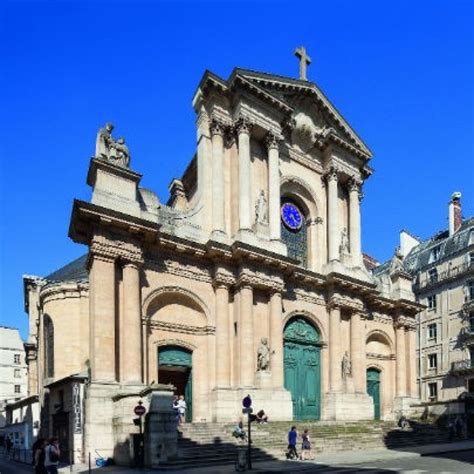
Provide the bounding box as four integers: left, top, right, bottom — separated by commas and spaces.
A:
158, 346, 193, 422
283, 317, 321, 420
367, 368, 381, 420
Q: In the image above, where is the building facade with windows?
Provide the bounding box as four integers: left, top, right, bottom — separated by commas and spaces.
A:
400, 194, 474, 404
0, 327, 27, 429
22, 59, 422, 465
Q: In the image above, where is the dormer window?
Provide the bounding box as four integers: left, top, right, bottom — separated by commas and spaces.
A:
429, 246, 441, 263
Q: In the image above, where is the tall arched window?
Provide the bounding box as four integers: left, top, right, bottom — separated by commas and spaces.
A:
280, 198, 307, 267
43, 315, 54, 379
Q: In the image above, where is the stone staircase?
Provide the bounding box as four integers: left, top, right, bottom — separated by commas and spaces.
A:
159, 420, 449, 469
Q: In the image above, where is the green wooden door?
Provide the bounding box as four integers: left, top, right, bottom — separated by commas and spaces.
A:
284, 318, 321, 420
158, 346, 193, 421
367, 368, 381, 420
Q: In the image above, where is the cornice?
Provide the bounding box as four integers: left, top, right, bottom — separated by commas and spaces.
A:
40, 282, 89, 306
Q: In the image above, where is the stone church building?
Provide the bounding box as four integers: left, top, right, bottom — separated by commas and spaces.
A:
23, 52, 422, 463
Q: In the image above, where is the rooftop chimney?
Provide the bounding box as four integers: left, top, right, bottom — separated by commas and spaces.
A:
448, 192, 462, 236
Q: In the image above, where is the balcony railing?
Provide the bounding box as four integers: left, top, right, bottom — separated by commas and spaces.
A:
451, 358, 474, 374
415, 261, 474, 291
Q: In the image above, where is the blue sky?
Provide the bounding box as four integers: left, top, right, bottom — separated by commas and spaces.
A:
1, 1, 473, 339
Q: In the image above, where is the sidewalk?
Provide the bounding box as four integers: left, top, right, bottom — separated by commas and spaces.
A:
57, 439, 474, 473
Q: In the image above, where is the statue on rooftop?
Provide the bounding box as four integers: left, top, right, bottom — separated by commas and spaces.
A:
95, 123, 130, 168
339, 227, 349, 255
389, 247, 405, 274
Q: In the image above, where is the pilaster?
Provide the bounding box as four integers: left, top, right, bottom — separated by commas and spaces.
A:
236, 117, 253, 232
325, 167, 339, 262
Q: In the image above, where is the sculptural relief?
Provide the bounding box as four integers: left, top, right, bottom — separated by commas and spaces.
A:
95, 122, 130, 168
255, 190, 268, 224
257, 337, 271, 371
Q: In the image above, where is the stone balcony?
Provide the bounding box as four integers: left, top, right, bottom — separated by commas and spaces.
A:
415, 261, 474, 292
451, 358, 474, 375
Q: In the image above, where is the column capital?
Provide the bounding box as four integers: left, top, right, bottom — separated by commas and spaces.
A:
265, 131, 280, 151
213, 265, 235, 288
307, 216, 323, 226
122, 259, 142, 270
210, 118, 225, 137
324, 165, 339, 183
235, 116, 253, 135
348, 176, 362, 193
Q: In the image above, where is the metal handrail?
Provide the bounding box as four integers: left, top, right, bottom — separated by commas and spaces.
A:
415, 261, 474, 290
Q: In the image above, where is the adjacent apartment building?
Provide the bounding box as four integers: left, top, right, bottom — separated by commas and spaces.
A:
401, 193, 474, 404
0, 326, 28, 427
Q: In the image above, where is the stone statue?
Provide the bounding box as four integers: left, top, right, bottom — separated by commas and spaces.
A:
257, 337, 270, 371
255, 190, 268, 224
389, 247, 405, 274
339, 227, 349, 254
95, 122, 115, 159
342, 351, 351, 378
110, 137, 130, 168
95, 123, 130, 168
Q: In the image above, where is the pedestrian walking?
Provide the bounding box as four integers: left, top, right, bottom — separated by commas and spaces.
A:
44, 438, 60, 474
172, 395, 180, 427
455, 416, 464, 439
300, 429, 312, 460
33, 438, 47, 474
5, 435, 12, 454
286, 426, 298, 460
178, 395, 187, 424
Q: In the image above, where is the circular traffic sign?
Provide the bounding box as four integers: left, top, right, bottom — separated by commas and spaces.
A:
242, 395, 252, 409
134, 404, 146, 416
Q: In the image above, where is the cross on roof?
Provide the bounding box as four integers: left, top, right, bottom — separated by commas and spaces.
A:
294, 46, 311, 81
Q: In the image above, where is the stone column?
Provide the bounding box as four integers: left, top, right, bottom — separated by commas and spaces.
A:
210, 119, 226, 236
89, 253, 116, 382
266, 132, 281, 241
348, 177, 362, 265
351, 312, 366, 393
237, 118, 252, 231
407, 327, 418, 398
239, 283, 254, 387
122, 261, 142, 384
269, 290, 284, 388
395, 320, 407, 397
329, 304, 342, 392
326, 167, 339, 262
214, 282, 231, 388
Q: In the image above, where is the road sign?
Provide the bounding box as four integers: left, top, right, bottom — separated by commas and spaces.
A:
242, 394, 252, 408
242, 407, 253, 414
134, 404, 146, 417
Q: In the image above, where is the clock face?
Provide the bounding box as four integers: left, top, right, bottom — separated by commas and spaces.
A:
281, 202, 303, 230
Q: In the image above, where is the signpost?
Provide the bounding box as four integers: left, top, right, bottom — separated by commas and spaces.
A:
133, 401, 146, 467
242, 395, 252, 470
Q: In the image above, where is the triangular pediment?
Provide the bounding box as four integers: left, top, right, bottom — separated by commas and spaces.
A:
233, 68, 372, 158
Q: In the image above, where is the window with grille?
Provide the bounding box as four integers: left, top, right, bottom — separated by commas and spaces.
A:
280, 200, 307, 267
429, 246, 441, 263
14, 385, 20, 394
428, 382, 438, 400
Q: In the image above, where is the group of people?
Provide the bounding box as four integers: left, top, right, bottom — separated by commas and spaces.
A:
287, 426, 313, 461
172, 394, 187, 426
32, 437, 61, 474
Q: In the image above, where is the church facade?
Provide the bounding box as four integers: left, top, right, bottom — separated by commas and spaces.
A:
24, 56, 422, 462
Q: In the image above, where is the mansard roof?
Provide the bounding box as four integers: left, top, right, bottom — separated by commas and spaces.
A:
45, 254, 88, 282
403, 217, 474, 273
194, 67, 372, 159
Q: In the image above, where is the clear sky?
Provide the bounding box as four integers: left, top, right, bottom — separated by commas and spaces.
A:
1, 1, 473, 339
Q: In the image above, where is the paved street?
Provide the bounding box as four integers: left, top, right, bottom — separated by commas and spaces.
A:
0, 445, 473, 474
